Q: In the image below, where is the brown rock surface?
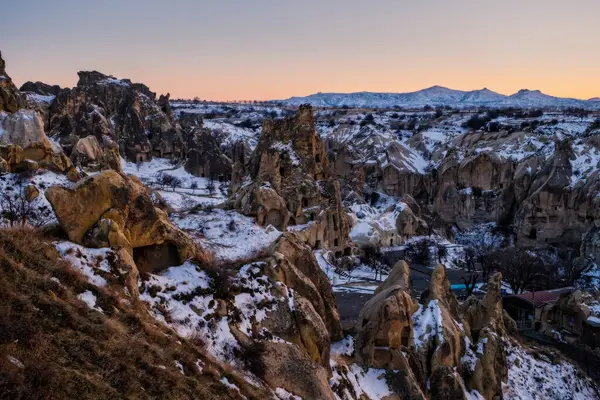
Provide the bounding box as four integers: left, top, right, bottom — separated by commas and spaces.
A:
234, 105, 351, 254
0, 52, 24, 113
45, 170, 210, 271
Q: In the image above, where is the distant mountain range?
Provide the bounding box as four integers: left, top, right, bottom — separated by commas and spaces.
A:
278, 86, 600, 109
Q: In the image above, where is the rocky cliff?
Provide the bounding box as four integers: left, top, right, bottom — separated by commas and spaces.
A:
234, 105, 352, 255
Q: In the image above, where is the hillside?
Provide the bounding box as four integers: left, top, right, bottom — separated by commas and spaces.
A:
280, 86, 600, 109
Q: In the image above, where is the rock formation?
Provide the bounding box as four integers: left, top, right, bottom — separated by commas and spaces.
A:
328, 118, 600, 251
0, 109, 72, 173
354, 262, 516, 399
45, 170, 210, 272
19, 81, 62, 96
48, 70, 185, 163
184, 121, 233, 181
234, 105, 351, 255
0, 51, 24, 113
70, 135, 122, 172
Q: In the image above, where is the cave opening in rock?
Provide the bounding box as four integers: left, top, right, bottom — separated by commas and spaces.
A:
529, 228, 537, 239
133, 242, 180, 274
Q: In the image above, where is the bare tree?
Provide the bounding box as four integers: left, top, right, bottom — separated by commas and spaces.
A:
462, 273, 479, 297
190, 181, 198, 194
480, 248, 547, 294
0, 176, 52, 227
436, 244, 448, 264
156, 173, 182, 192
206, 178, 216, 196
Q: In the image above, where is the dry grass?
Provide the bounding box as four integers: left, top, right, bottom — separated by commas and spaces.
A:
0, 227, 268, 400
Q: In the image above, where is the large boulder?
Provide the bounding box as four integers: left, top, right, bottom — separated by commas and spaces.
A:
70, 135, 122, 172
45, 170, 210, 272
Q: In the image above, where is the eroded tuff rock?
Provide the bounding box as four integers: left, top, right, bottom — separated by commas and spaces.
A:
0, 52, 24, 113
0, 109, 72, 173
461, 273, 513, 399
351, 196, 429, 248
239, 234, 343, 398
20, 81, 62, 96
45, 170, 210, 272
355, 262, 516, 399
48, 70, 185, 163
234, 105, 351, 254
184, 120, 233, 181
330, 119, 600, 250
70, 135, 122, 172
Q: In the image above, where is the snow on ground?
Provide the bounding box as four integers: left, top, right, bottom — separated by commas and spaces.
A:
503, 341, 599, 400
139, 259, 292, 366
331, 335, 355, 357
122, 157, 228, 210
314, 250, 387, 293
329, 357, 392, 400
55, 242, 113, 286
204, 119, 259, 150
173, 208, 282, 264
77, 290, 103, 313
571, 140, 600, 184
139, 260, 236, 361
0, 169, 72, 226
275, 387, 302, 400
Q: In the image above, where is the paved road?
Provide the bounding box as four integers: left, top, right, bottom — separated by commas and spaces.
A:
334, 291, 372, 332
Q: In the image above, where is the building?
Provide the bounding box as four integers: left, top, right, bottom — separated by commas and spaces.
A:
503, 287, 575, 330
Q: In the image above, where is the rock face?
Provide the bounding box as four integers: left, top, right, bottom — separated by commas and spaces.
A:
351, 198, 429, 248
234, 105, 351, 255
184, 122, 232, 181
70, 135, 122, 172
20, 81, 62, 96
0, 109, 72, 173
330, 120, 600, 250
48, 71, 185, 163
355, 262, 514, 399
45, 170, 210, 272
0, 52, 24, 113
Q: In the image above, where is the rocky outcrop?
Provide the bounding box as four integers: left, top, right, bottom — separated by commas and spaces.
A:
461, 273, 512, 399
70, 135, 122, 172
354, 262, 515, 399
0, 51, 24, 113
184, 125, 232, 181
48, 70, 185, 163
355, 261, 419, 374
234, 105, 351, 255
0, 109, 72, 173
45, 170, 210, 272
191, 232, 343, 399
20, 81, 62, 96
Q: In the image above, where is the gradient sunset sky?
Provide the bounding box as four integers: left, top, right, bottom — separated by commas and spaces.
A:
4, 0, 600, 101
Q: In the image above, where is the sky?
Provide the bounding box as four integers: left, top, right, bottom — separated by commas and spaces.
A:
3, 0, 600, 101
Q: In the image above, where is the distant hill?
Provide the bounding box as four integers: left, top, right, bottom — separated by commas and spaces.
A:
279, 86, 600, 109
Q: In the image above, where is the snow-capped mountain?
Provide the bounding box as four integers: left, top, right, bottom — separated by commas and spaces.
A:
280, 86, 599, 109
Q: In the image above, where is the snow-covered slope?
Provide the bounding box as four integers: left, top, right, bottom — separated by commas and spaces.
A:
280, 86, 599, 109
